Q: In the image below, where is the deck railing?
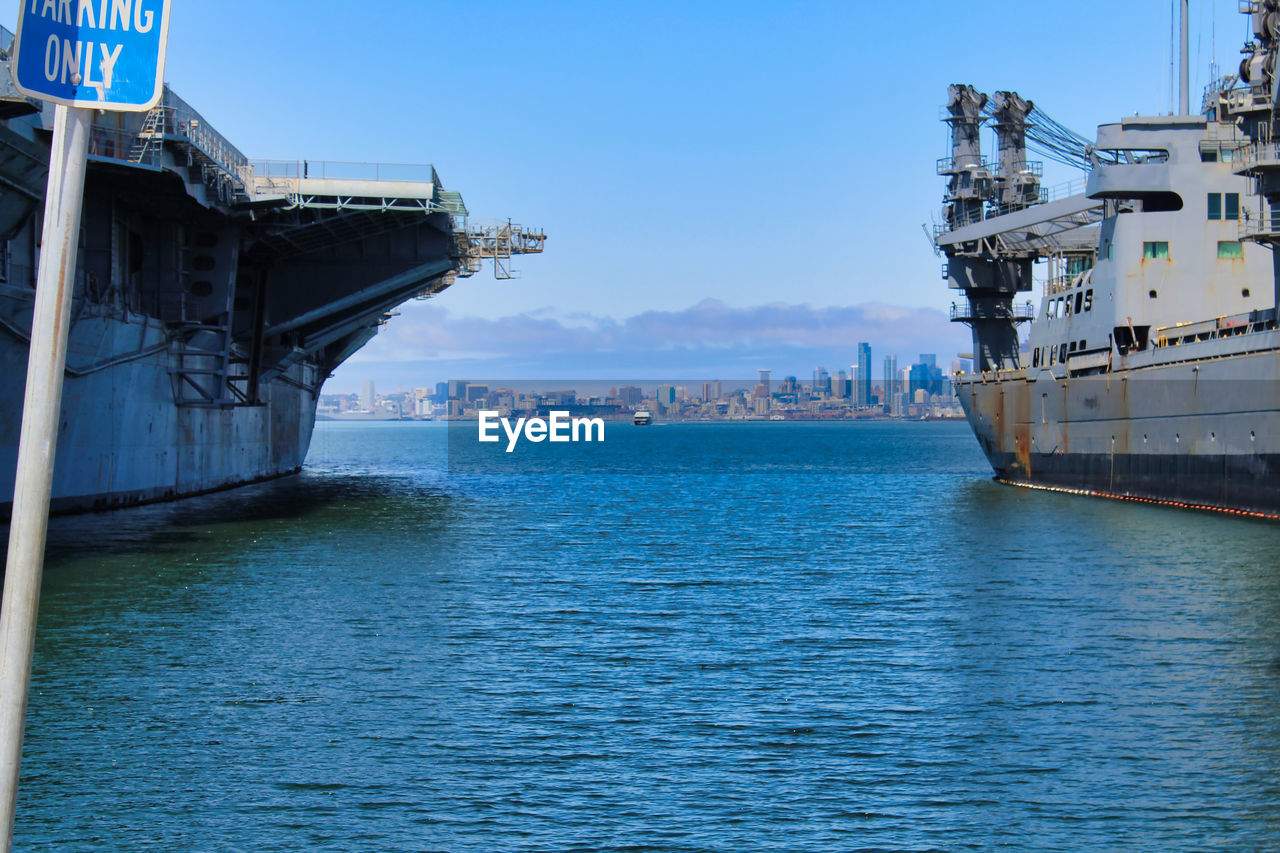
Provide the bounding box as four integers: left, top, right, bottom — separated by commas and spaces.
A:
247, 160, 436, 183
161, 89, 248, 179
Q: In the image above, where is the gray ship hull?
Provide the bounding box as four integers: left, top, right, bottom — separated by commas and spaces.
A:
959, 338, 1280, 516
0, 291, 319, 514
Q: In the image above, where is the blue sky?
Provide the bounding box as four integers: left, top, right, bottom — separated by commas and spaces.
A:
5, 1, 1250, 390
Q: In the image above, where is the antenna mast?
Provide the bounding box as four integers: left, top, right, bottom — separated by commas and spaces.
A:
1180, 0, 1190, 115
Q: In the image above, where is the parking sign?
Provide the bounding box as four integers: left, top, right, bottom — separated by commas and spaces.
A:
11, 0, 172, 111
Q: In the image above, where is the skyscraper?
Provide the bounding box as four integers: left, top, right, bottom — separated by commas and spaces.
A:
883, 355, 898, 415
832, 369, 848, 399
360, 379, 375, 411
857, 342, 871, 406
757, 369, 771, 394
812, 366, 830, 396
849, 364, 861, 406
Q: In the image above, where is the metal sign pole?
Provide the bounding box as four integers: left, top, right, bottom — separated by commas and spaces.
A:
0, 103, 92, 853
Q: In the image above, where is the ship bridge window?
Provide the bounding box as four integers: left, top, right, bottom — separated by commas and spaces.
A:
1218, 240, 1244, 259
1099, 148, 1169, 164
1201, 144, 1237, 163
1083, 289, 1093, 311
1143, 241, 1169, 259
1208, 192, 1241, 221
1066, 256, 1094, 277
1074, 291, 1083, 314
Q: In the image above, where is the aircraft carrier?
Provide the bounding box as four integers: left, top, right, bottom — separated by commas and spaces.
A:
934, 0, 1280, 517
0, 25, 543, 514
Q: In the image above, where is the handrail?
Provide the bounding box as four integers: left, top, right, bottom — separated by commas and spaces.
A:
950, 299, 1035, 322
937, 156, 993, 175
160, 89, 247, 180
247, 160, 436, 183
79, 85, 442, 206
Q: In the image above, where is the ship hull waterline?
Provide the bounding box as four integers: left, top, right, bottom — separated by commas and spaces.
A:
957, 348, 1280, 518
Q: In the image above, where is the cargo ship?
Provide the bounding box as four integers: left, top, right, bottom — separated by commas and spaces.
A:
0, 26, 543, 513
935, 1, 1280, 516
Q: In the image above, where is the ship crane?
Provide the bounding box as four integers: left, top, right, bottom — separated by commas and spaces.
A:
934, 84, 1105, 372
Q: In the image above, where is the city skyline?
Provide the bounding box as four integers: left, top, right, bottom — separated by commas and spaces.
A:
328, 347, 961, 421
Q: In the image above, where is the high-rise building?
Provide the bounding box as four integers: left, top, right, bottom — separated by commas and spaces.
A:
883, 355, 898, 414
909, 362, 930, 398
857, 342, 871, 405
757, 369, 771, 394
713, 380, 723, 400
701, 381, 712, 402
831, 369, 848, 400
812, 366, 830, 396
360, 380, 375, 411
910, 354, 944, 397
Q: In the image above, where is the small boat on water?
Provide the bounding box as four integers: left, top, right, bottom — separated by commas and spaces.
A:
633, 411, 652, 425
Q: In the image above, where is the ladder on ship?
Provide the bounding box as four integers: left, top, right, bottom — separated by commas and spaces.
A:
128, 108, 165, 164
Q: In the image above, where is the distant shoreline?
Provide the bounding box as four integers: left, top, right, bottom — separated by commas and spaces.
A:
317, 415, 969, 425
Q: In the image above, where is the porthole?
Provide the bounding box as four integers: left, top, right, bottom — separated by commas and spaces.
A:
1149, 289, 1158, 298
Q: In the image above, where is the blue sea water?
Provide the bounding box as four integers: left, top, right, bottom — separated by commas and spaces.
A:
13, 420, 1280, 850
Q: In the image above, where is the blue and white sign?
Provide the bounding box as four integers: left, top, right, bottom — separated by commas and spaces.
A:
11, 0, 171, 111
